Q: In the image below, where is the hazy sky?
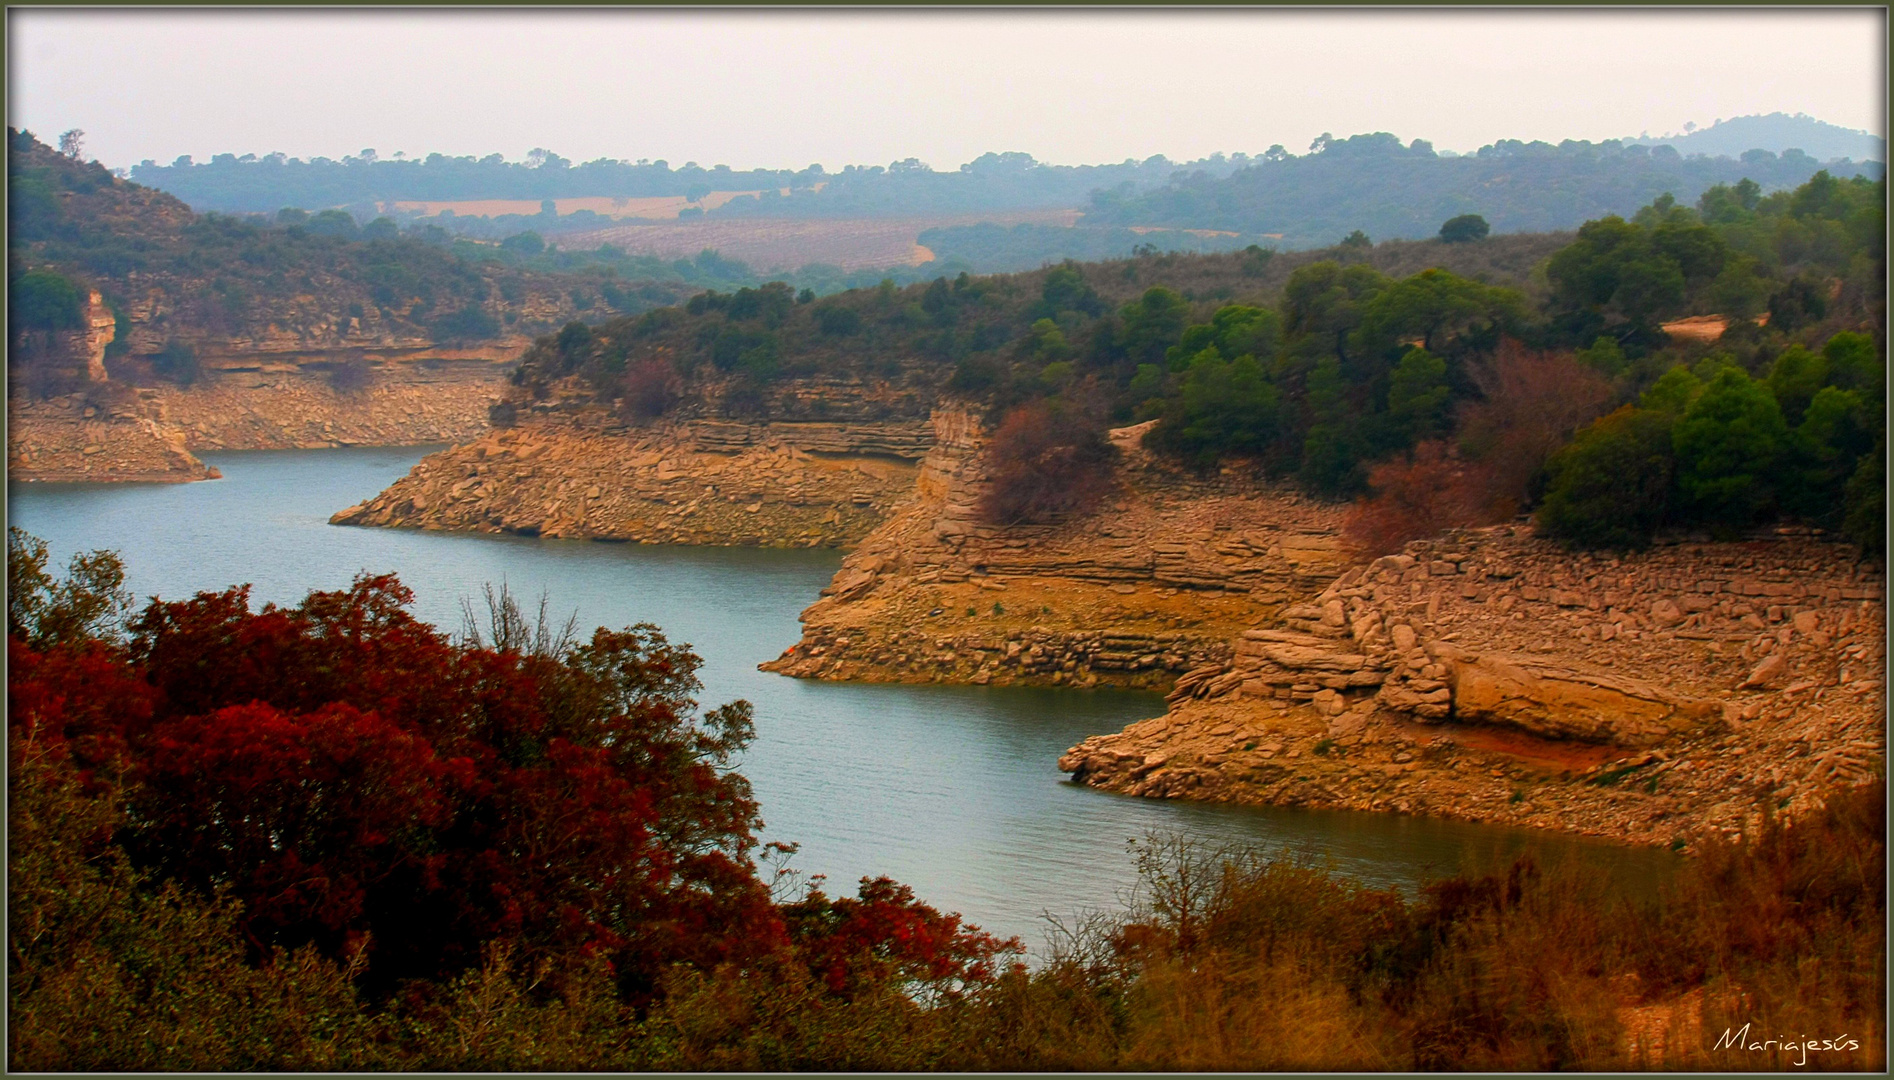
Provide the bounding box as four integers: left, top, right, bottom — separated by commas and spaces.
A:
8, 9, 1886, 172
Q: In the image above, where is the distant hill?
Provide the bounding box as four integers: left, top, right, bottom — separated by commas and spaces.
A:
1080, 132, 1882, 249
128, 149, 1255, 224
5, 128, 691, 382
1629, 112, 1884, 164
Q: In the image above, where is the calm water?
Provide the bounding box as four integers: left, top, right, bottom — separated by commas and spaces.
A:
10, 448, 1673, 949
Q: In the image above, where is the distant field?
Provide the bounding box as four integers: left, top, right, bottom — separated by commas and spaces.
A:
552, 208, 1082, 271
383, 190, 785, 220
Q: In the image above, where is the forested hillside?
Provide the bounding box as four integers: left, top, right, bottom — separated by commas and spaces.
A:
128, 149, 1252, 220
7, 130, 703, 386
511, 169, 1884, 552
1084, 133, 1882, 249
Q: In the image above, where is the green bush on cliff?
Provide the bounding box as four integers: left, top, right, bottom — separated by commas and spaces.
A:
9, 268, 85, 334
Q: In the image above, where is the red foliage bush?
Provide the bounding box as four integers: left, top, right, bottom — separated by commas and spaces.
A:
9, 559, 1026, 1017
620, 357, 681, 422
1455, 339, 1615, 505
782, 877, 1022, 1003
13, 571, 783, 1001
1343, 441, 1498, 557
977, 400, 1120, 526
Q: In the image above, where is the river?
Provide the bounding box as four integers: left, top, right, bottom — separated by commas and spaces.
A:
9, 446, 1674, 950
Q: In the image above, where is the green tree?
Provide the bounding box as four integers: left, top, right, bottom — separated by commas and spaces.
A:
10, 268, 85, 333
1821, 331, 1883, 396
1670, 367, 1789, 529
7, 527, 133, 648
1298, 356, 1362, 493
1377, 347, 1452, 449
1117, 286, 1190, 366
1545, 213, 1725, 340
1165, 304, 1279, 371
1021, 318, 1071, 365
1281, 261, 1388, 364
1637, 365, 1703, 415
1783, 385, 1875, 526
1765, 344, 1828, 426
501, 231, 546, 256
1355, 268, 1520, 356
1536, 406, 1675, 550
1437, 214, 1490, 243
1148, 352, 1281, 465
1841, 429, 1885, 554
1575, 335, 1628, 378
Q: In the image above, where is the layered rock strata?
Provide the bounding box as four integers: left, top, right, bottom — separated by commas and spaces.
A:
8, 389, 218, 483
11, 354, 514, 482
330, 408, 926, 547
1060, 525, 1885, 845
761, 417, 1354, 688
143, 357, 510, 450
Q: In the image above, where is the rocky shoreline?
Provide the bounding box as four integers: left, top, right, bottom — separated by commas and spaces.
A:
760, 416, 1354, 688
1058, 525, 1885, 847
7, 390, 220, 483
144, 358, 508, 451
330, 407, 927, 547
10, 360, 508, 483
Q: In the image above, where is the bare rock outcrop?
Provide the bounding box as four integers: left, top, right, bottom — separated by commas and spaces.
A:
8, 389, 218, 483
761, 413, 1354, 688
144, 357, 510, 451
1062, 524, 1885, 845
330, 407, 926, 547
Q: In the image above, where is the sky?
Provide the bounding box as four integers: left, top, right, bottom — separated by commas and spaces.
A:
8, 9, 1886, 173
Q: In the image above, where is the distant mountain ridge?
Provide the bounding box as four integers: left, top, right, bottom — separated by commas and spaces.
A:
1628, 112, 1884, 164
1080, 131, 1881, 249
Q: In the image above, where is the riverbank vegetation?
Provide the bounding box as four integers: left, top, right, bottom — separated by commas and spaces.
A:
9, 532, 1883, 1070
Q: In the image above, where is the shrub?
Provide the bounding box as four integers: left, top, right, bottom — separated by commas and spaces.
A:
428, 305, 501, 343
1343, 441, 1497, 556
620, 357, 680, 422
813, 304, 861, 336
976, 400, 1119, 525
326, 354, 375, 395
10, 268, 86, 334
1536, 406, 1676, 549
149, 339, 203, 386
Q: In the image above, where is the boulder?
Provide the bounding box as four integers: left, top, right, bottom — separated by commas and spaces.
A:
1446, 653, 1718, 745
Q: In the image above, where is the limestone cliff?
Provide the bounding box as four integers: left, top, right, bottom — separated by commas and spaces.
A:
760, 416, 1354, 688
1059, 524, 1885, 846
